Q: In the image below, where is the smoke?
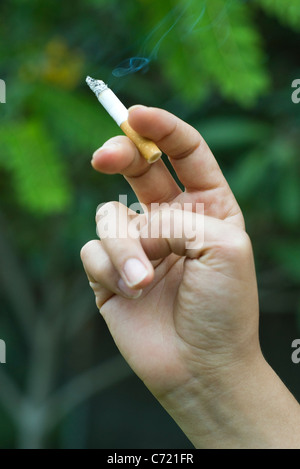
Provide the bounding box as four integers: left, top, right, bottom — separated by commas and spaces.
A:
112, 57, 150, 78
111, 0, 237, 79
112, 2, 194, 78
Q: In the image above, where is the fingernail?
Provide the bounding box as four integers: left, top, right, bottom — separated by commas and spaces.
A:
123, 258, 148, 287
118, 278, 142, 299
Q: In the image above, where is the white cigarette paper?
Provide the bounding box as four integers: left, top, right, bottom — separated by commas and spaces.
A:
86, 76, 162, 163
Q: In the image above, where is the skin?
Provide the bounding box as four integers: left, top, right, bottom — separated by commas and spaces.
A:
81, 106, 300, 448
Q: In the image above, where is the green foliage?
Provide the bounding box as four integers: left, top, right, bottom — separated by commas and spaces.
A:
255, 0, 300, 31
32, 84, 119, 155
137, 0, 270, 106
184, 0, 269, 106
1, 0, 299, 216
0, 120, 71, 214
230, 135, 300, 227
198, 115, 271, 151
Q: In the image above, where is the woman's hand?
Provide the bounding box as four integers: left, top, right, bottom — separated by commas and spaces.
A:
81, 106, 300, 448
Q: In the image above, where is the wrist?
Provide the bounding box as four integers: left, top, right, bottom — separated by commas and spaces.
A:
157, 352, 300, 448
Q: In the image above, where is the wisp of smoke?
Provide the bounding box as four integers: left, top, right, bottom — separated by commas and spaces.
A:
111, 1, 190, 78
111, 0, 236, 79
112, 57, 150, 78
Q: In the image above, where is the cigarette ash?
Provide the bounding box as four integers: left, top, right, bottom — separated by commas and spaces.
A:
86, 76, 108, 98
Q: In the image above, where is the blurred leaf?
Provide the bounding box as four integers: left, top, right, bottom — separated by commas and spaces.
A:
199, 0, 270, 106
31, 84, 119, 155
267, 137, 296, 168
0, 120, 71, 214
198, 116, 271, 151
161, 38, 211, 105
137, 0, 270, 106
229, 147, 270, 199
230, 135, 299, 207
133, 0, 209, 104
255, 0, 300, 31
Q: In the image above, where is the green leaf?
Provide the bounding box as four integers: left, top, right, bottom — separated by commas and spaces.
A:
197, 116, 270, 151
31, 84, 119, 155
0, 120, 72, 214
198, 0, 270, 106
254, 0, 300, 31
127, 0, 270, 107
229, 148, 270, 199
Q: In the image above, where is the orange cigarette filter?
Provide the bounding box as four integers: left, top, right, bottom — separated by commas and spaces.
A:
86, 76, 162, 164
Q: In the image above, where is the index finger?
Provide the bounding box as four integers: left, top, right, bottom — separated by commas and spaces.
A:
92, 136, 181, 206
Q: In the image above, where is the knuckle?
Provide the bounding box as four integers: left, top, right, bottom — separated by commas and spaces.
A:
223, 229, 252, 260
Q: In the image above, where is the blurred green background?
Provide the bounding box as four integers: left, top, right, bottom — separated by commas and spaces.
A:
0, 0, 299, 448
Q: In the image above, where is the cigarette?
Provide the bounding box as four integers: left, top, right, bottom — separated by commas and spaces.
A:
86, 76, 162, 164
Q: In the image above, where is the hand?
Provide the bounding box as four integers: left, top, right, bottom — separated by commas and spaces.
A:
81, 106, 300, 448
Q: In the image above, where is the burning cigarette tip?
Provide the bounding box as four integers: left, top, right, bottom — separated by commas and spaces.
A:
86, 75, 162, 164
86, 76, 108, 96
